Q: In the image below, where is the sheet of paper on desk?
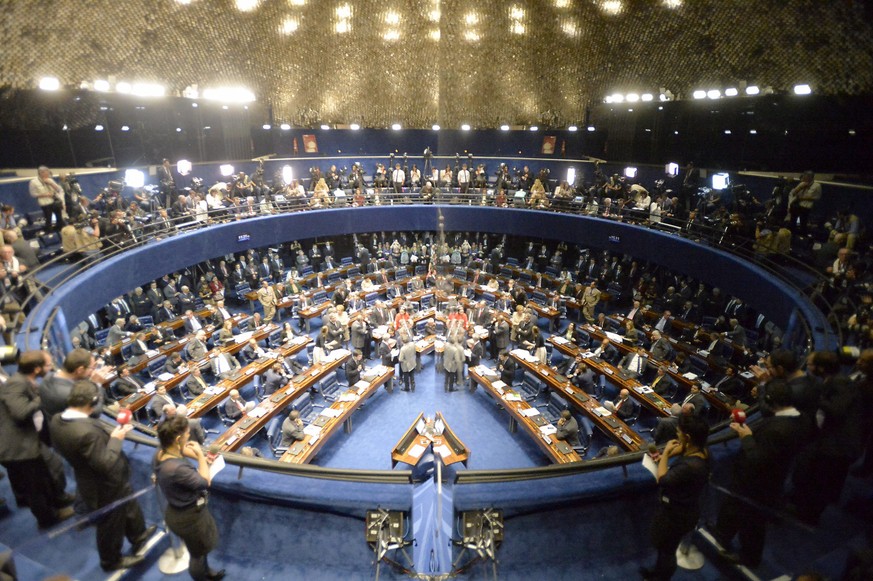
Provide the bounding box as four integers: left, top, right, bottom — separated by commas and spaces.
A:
520, 407, 541, 417
740, 371, 755, 379
157, 372, 174, 381
491, 380, 507, 390
552, 336, 568, 344
682, 372, 698, 380
321, 408, 342, 418
339, 393, 357, 402
236, 331, 254, 343
374, 325, 388, 335
209, 454, 226, 479
146, 349, 159, 358
539, 424, 558, 435
605, 331, 623, 343
434, 444, 452, 459
303, 424, 322, 437
634, 386, 654, 394
247, 407, 267, 418
407, 443, 426, 458
292, 336, 308, 345
582, 351, 595, 359
504, 393, 522, 402
143, 382, 156, 393
594, 406, 612, 417
355, 380, 370, 389
205, 386, 223, 395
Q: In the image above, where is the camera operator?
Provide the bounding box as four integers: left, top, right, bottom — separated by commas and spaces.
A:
494, 164, 510, 191
325, 164, 341, 190
101, 209, 135, 248
473, 164, 488, 190
518, 166, 533, 191
373, 163, 388, 189
60, 212, 102, 258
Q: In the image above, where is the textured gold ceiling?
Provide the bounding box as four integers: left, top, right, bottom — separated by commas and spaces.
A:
1, 0, 872, 128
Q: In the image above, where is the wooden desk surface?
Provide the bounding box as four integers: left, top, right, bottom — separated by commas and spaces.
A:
187, 336, 313, 419
546, 335, 672, 418
279, 364, 394, 464
391, 411, 471, 468
212, 349, 352, 453
114, 321, 276, 413
468, 366, 582, 464
508, 350, 646, 452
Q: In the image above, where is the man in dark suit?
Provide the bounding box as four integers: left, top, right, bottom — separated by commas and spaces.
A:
182, 310, 204, 334
555, 410, 579, 443
568, 359, 595, 392
712, 367, 746, 401
263, 362, 290, 395
185, 366, 209, 396
186, 331, 208, 361
712, 379, 813, 567
240, 339, 265, 364
145, 282, 163, 313
649, 366, 678, 397
281, 410, 305, 447
591, 338, 619, 365
611, 389, 637, 421
0, 351, 74, 529
345, 350, 363, 386
149, 385, 175, 419
154, 300, 176, 324
224, 389, 247, 420
49, 380, 155, 571
496, 351, 517, 385
679, 385, 707, 415
491, 319, 510, 359
618, 347, 648, 379
129, 287, 152, 317
114, 366, 143, 397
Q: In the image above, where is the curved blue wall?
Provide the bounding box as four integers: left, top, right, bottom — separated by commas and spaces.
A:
28, 206, 836, 351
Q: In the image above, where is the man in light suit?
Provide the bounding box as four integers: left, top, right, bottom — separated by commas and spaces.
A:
106, 318, 130, 347
211, 351, 241, 379
398, 340, 418, 392
186, 331, 208, 361
149, 385, 175, 419
257, 280, 277, 323
185, 365, 209, 396
442, 339, 465, 392
581, 281, 601, 323
649, 330, 672, 362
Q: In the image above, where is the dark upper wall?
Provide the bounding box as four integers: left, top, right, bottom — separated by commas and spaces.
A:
26, 207, 836, 353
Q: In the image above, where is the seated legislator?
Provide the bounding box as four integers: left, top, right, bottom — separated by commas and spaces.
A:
114, 366, 144, 397
211, 352, 241, 380
186, 331, 209, 361
620, 319, 640, 344
262, 362, 290, 396
591, 338, 619, 365
240, 339, 266, 364
224, 389, 248, 420
555, 410, 579, 443
619, 347, 648, 379
165, 353, 186, 375
567, 358, 595, 392
185, 366, 209, 397
150, 385, 176, 420
649, 366, 678, 396
281, 410, 305, 447
607, 389, 637, 421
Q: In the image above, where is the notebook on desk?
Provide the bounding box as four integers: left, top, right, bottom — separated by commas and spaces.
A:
529, 414, 548, 427
555, 441, 573, 455
313, 415, 330, 427
238, 417, 257, 430
288, 442, 306, 456
603, 416, 621, 429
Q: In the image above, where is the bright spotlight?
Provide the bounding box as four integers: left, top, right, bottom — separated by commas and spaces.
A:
95, 125, 104, 131
724, 87, 738, 97
567, 168, 576, 184
745, 85, 760, 95
641, 93, 654, 102
626, 93, 640, 103
320, 124, 330, 130
116, 82, 131, 94
262, 124, 271, 130
693, 90, 706, 99
220, 164, 235, 177
587, 126, 596, 132
610, 93, 624, 103
39, 77, 60, 91
529, 126, 538, 131
461, 124, 471, 131
624, 167, 638, 178
235, 0, 260, 11
93, 79, 110, 92
177, 160, 192, 176
131, 82, 165, 97
391, 123, 402, 131
432, 124, 441, 131
568, 125, 578, 132
280, 123, 291, 130
121, 125, 130, 132
500, 124, 510, 131
665, 162, 679, 176
712, 173, 730, 189
749, 129, 758, 134
124, 169, 145, 188
282, 165, 294, 186
202, 87, 256, 103
465, 12, 479, 25
707, 89, 721, 99
793, 84, 812, 95
350, 123, 361, 130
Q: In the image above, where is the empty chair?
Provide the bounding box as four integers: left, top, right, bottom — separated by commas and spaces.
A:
312, 290, 328, 304
575, 329, 591, 348
688, 354, 709, 377
545, 266, 560, 278
120, 343, 134, 362
414, 265, 427, 276
267, 329, 283, 349
146, 355, 168, 379
572, 417, 594, 457
515, 371, 544, 402
531, 291, 547, 305
365, 292, 379, 306
395, 266, 408, 280
340, 256, 353, 266
216, 400, 237, 426
519, 272, 532, 284
318, 371, 347, 403
537, 391, 569, 423
266, 414, 289, 456
230, 283, 251, 304
300, 265, 314, 277
139, 315, 155, 328
327, 271, 342, 284
505, 257, 519, 266
347, 266, 361, 278
420, 293, 434, 309
453, 267, 467, 280
291, 392, 322, 423
94, 328, 110, 347
482, 292, 496, 305
499, 267, 513, 278
237, 317, 251, 333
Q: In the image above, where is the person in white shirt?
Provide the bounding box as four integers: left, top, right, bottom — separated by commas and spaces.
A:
29, 166, 65, 231
392, 164, 405, 193
409, 165, 421, 188
457, 164, 471, 193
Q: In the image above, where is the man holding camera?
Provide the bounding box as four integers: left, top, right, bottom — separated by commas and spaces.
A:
29, 166, 65, 232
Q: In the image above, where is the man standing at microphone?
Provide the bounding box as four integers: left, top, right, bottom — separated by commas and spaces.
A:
50, 380, 156, 572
